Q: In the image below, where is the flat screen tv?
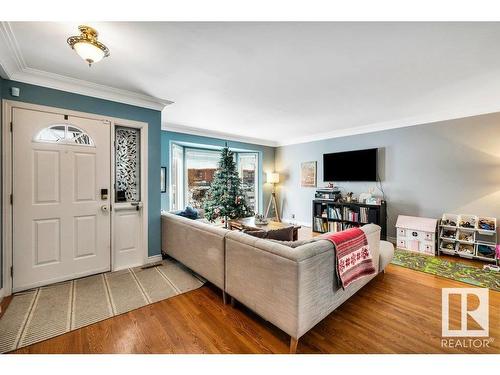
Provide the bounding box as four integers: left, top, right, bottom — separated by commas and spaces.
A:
323, 148, 377, 182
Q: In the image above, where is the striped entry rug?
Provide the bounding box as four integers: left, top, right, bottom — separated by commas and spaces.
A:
0, 258, 205, 353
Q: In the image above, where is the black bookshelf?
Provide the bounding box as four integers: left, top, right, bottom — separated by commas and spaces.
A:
312, 199, 387, 240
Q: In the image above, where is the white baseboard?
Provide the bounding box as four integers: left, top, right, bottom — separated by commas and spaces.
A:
146, 254, 163, 264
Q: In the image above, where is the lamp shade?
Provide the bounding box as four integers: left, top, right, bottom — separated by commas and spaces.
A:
74, 41, 106, 65
267, 172, 280, 184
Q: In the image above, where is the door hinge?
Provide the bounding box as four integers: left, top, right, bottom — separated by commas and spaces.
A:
10, 266, 13, 278
9, 122, 13, 132
10, 194, 13, 205
110, 205, 113, 212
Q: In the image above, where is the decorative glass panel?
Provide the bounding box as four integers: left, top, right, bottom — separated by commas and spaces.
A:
34, 124, 94, 146
115, 127, 140, 202
238, 153, 259, 213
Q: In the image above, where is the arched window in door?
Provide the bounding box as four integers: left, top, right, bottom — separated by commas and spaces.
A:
34, 124, 95, 146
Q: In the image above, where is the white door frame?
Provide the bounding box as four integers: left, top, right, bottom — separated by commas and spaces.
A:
1, 100, 149, 296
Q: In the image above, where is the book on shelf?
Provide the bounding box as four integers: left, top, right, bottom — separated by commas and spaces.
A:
313, 217, 327, 232
328, 221, 343, 232
343, 222, 360, 230
342, 207, 359, 222
327, 206, 342, 220
360, 207, 369, 223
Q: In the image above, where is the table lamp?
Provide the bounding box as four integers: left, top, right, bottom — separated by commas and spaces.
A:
265, 172, 281, 222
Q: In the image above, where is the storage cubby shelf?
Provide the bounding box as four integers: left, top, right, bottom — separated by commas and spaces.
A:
438, 213, 498, 264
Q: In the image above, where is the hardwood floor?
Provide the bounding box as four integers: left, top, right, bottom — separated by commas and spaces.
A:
9, 227, 500, 354
11, 263, 498, 354
0, 295, 13, 320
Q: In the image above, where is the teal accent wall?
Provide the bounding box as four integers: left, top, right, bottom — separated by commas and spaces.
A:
1, 78, 162, 257
161, 130, 275, 214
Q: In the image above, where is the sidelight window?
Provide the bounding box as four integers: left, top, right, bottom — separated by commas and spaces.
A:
115, 126, 140, 202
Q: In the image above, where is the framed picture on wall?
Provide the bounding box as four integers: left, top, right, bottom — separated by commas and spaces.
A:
300, 161, 317, 187
161, 167, 167, 193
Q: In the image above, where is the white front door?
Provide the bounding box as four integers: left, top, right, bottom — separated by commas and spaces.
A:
12, 107, 111, 291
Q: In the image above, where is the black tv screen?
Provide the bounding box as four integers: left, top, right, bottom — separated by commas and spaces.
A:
323, 148, 378, 182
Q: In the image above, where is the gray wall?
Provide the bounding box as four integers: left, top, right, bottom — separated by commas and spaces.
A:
275, 112, 500, 238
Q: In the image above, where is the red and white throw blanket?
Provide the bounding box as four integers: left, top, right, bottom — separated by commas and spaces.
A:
323, 227, 376, 289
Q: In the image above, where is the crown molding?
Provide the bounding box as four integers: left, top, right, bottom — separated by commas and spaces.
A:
11, 67, 173, 111
277, 104, 500, 146
0, 21, 172, 111
162, 122, 278, 147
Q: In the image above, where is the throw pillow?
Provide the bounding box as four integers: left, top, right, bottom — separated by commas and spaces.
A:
243, 226, 295, 241
175, 206, 199, 220
266, 226, 295, 241
243, 229, 267, 238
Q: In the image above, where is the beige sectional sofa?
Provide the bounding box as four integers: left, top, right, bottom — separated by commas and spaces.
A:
161, 212, 229, 302
161, 213, 394, 353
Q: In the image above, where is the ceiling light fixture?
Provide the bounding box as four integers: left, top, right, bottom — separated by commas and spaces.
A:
67, 25, 110, 66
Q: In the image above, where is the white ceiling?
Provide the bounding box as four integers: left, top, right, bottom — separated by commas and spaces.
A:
2, 22, 500, 146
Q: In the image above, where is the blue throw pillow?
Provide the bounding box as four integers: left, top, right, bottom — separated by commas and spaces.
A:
175, 206, 199, 220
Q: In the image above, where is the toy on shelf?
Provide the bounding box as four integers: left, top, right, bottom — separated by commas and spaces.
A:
478, 217, 496, 232
441, 229, 456, 239
441, 219, 457, 227
479, 218, 495, 231
458, 231, 474, 243
457, 243, 474, 256
442, 242, 455, 250
477, 244, 496, 258
459, 215, 476, 229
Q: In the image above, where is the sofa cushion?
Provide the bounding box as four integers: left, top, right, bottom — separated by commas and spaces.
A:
268, 237, 320, 248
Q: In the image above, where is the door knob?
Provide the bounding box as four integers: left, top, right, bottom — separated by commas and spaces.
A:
101, 205, 109, 213
131, 202, 143, 211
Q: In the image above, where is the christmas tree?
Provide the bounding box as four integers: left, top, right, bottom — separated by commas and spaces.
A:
203, 146, 253, 227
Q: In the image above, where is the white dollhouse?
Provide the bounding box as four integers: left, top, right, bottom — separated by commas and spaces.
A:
396, 215, 438, 255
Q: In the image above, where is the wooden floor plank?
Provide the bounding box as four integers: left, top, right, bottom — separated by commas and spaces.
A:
8, 227, 499, 354
10, 261, 498, 354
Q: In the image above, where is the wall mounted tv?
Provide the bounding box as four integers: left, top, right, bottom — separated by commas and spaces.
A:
323, 148, 378, 182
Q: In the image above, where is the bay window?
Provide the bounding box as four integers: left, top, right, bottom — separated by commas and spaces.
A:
169, 144, 260, 214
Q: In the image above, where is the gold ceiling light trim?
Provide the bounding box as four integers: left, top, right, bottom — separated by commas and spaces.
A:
67, 25, 110, 66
